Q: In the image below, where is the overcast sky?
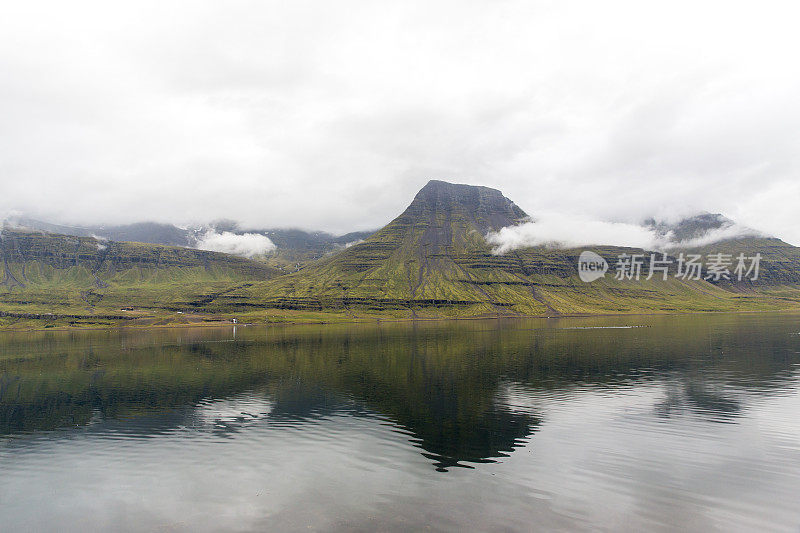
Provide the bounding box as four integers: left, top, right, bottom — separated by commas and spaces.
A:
1, 0, 798, 243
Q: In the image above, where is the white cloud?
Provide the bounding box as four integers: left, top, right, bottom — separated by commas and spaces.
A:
0, 1, 798, 244
486, 213, 761, 254
486, 214, 660, 253
672, 224, 761, 249
195, 230, 275, 257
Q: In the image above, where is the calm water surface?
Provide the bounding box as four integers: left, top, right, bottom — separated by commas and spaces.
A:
1, 313, 800, 532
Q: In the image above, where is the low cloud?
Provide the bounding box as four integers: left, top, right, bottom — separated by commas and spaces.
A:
485, 213, 759, 254
195, 230, 275, 258
673, 224, 760, 248
486, 213, 659, 253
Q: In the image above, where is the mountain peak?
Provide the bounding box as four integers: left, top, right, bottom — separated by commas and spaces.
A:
644, 212, 766, 244
406, 180, 528, 235
417, 179, 503, 197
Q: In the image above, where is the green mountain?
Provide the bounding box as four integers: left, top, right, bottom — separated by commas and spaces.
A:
257, 228, 374, 272
207, 181, 800, 319
2, 181, 799, 328
4, 215, 376, 271
645, 213, 800, 287
680, 237, 800, 290
0, 228, 280, 326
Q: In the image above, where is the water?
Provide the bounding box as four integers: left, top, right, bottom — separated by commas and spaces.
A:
1, 313, 800, 532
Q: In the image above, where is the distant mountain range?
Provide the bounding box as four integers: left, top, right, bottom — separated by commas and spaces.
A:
5, 215, 372, 255
3, 215, 376, 274
2, 217, 196, 246
2, 180, 799, 327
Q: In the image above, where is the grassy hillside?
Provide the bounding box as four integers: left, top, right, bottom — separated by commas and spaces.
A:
678, 237, 800, 286
201, 181, 800, 319
0, 229, 281, 326
2, 181, 799, 329
257, 229, 374, 272
4, 217, 375, 269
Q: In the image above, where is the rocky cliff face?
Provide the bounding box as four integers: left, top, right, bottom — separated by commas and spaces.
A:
398, 179, 528, 235
327, 181, 507, 276
327, 180, 528, 273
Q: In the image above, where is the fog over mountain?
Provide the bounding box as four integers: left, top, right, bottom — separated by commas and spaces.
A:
1, 1, 798, 244
194, 230, 277, 258
486, 212, 761, 254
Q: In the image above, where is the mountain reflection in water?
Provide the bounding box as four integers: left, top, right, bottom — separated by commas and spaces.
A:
1, 314, 800, 531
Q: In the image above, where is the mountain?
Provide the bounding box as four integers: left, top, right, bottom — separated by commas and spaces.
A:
680, 237, 800, 288
3, 215, 375, 269
207, 181, 800, 319
645, 213, 738, 243
256, 228, 374, 271
4, 216, 195, 246
0, 228, 280, 326
645, 213, 800, 287
222, 180, 531, 313
2, 181, 799, 328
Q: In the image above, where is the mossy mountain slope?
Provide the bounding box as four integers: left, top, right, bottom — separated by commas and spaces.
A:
2, 182, 799, 326
0, 229, 279, 287
680, 237, 800, 287
645, 213, 800, 287
0, 229, 281, 321
217, 181, 800, 317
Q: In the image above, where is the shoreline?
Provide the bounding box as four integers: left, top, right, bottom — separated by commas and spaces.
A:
1, 306, 798, 333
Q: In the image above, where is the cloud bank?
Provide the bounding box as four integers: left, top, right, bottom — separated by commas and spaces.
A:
486, 213, 760, 254
194, 230, 275, 257
670, 224, 761, 249
0, 1, 798, 244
